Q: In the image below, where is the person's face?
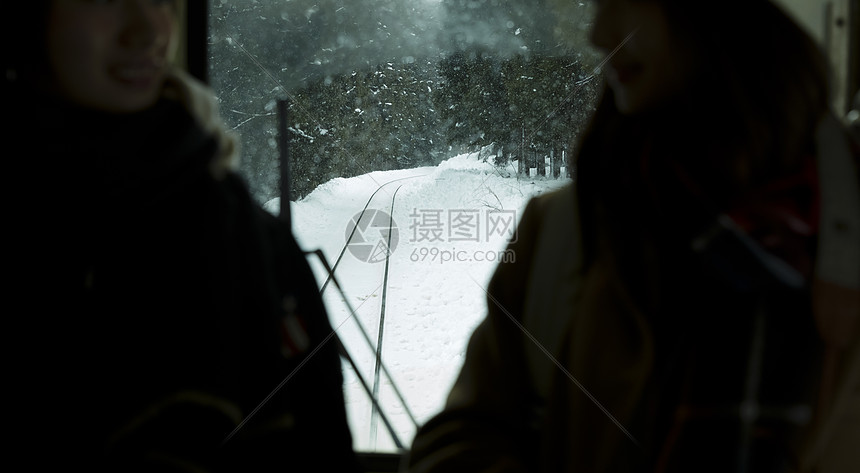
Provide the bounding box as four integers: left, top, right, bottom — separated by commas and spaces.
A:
589, 0, 691, 115
46, 0, 178, 114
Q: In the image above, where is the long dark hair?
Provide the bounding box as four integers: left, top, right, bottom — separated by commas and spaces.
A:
573, 0, 831, 271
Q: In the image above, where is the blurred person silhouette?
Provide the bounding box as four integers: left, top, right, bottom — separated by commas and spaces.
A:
4, 1, 359, 472
407, 0, 859, 472
847, 90, 860, 144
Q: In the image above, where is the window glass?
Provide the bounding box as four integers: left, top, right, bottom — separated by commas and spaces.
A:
208, 0, 600, 452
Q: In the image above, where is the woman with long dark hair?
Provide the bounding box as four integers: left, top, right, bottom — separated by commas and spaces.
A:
407, 1, 859, 472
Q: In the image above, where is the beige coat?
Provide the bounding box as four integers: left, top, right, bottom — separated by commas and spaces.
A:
407, 114, 860, 472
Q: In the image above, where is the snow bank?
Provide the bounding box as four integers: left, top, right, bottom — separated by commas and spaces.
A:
278, 152, 570, 451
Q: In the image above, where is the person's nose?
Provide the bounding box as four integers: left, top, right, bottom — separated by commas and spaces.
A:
119, 0, 169, 51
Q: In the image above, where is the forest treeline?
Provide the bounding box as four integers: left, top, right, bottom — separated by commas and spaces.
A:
209, 0, 601, 203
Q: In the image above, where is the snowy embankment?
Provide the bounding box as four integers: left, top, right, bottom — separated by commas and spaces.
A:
266, 151, 570, 452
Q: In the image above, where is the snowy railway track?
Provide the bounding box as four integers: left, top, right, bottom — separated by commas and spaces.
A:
306, 174, 425, 449
318, 174, 423, 293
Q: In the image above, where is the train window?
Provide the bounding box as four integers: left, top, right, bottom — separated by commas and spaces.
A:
207, 0, 857, 459
208, 0, 598, 454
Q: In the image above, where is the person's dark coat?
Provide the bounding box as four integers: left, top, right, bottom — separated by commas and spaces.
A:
6, 70, 359, 473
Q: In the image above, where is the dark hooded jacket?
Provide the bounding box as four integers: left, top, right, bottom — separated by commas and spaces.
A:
5, 70, 359, 473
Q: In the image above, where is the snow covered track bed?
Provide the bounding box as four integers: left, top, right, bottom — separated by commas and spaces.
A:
267, 151, 570, 451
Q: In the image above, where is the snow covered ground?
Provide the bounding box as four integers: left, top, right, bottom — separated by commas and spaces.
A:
266, 150, 570, 452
